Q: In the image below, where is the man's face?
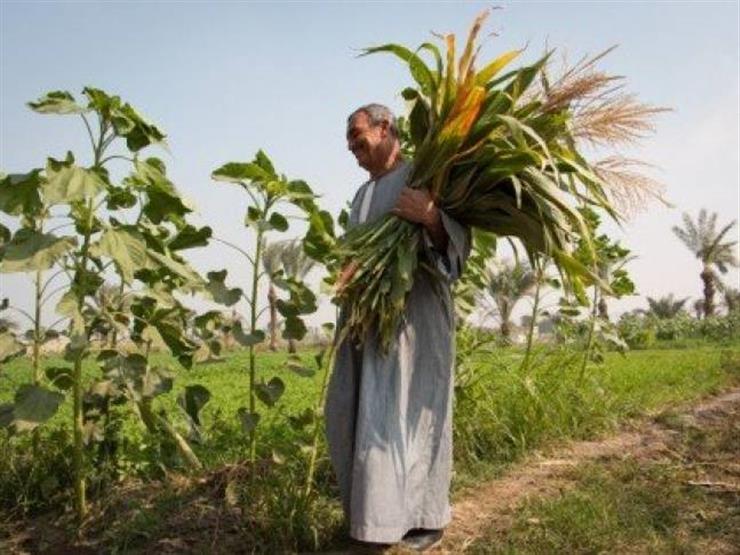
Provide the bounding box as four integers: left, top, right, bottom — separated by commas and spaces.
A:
346, 111, 389, 172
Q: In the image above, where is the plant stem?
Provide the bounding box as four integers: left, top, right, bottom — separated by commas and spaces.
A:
33, 270, 42, 384
248, 229, 264, 463
522, 269, 542, 375
303, 330, 343, 500
579, 285, 600, 384
72, 352, 85, 522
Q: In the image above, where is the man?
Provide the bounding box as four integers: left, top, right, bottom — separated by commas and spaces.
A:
325, 104, 470, 551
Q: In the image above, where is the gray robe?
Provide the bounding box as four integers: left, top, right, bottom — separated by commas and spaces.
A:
324, 161, 471, 543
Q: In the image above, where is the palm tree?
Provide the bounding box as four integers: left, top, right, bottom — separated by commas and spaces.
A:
672, 210, 738, 317
692, 299, 704, 320
646, 294, 689, 319
719, 283, 740, 314
478, 259, 536, 340
261, 239, 316, 352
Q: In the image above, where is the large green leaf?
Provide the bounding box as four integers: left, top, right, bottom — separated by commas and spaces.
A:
82, 87, 166, 152
303, 209, 336, 263
27, 90, 88, 115
0, 171, 44, 216
168, 225, 212, 251
0, 229, 75, 273
45, 367, 74, 390
147, 250, 203, 286
255, 377, 285, 407
12, 384, 64, 432
143, 307, 198, 367
232, 323, 265, 347
211, 162, 272, 184
282, 315, 308, 341
92, 226, 149, 284
204, 270, 242, 306
43, 161, 106, 205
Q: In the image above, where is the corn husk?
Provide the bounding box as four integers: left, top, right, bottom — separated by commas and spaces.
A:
338, 11, 663, 351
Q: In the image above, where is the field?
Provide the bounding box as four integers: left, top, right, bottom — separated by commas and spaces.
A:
1, 339, 738, 552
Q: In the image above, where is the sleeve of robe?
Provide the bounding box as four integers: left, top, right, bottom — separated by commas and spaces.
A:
420, 208, 471, 282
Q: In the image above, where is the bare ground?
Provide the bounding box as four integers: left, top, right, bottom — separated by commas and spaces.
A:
427, 387, 740, 554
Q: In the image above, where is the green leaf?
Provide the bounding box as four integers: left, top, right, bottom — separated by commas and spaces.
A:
232, 323, 265, 347
255, 377, 285, 407
0, 171, 44, 216
237, 407, 260, 433
254, 150, 276, 176
45, 367, 74, 390
177, 384, 210, 426
106, 186, 137, 210
92, 226, 149, 284
282, 315, 307, 341
147, 250, 204, 286
12, 384, 64, 432
0, 332, 25, 364
303, 209, 336, 263
211, 162, 271, 184
168, 225, 212, 251
360, 43, 435, 98
131, 158, 192, 224
204, 270, 242, 306
27, 90, 87, 114
286, 359, 315, 378
112, 102, 166, 152
81, 88, 166, 151
268, 212, 289, 232
43, 161, 106, 205
0, 229, 75, 273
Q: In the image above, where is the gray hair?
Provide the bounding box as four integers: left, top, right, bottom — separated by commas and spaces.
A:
347, 103, 399, 138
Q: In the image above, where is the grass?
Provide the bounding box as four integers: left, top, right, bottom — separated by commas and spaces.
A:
469, 380, 740, 554
0, 339, 738, 552
452, 343, 740, 487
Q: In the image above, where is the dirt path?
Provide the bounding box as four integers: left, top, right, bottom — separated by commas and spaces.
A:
423, 387, 740, 554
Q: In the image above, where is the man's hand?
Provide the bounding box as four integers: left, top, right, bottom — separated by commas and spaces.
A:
336, 261, 359, 294
391, 188, 448, 251
390, 188, 438, 227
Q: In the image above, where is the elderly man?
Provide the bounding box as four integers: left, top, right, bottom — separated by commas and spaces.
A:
324, 104, 470, 551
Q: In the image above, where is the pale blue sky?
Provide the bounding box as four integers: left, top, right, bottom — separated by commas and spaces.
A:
1, 1, 738, 328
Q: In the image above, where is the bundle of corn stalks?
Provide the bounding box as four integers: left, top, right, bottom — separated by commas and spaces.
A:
337, 11, 665, 351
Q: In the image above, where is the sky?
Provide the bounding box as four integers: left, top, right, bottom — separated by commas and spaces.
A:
1, 0, 738, 331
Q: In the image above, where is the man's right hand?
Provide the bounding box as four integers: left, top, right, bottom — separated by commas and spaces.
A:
336, 261, 359, 294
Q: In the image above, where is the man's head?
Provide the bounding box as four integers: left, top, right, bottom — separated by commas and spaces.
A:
346, 104, 400, 175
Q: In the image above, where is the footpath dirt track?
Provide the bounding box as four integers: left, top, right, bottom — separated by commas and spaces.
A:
365, 387, 740, 554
